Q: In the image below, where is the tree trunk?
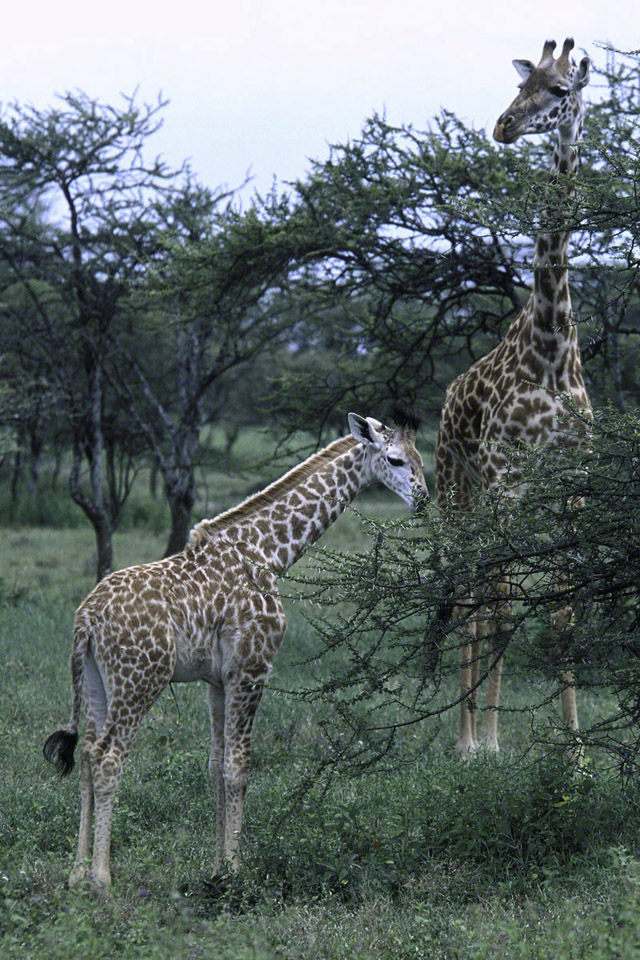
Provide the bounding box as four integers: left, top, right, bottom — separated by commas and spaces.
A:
10, 446, 22, 503
27, 425, 43, 494
224, 422, 240, 457
51, 443, 63, 491
94, 515, 114, 582
164, 486, 194, 557
149, 458, 159, 500
68, 355, 115, 583
161, 413, 199, 557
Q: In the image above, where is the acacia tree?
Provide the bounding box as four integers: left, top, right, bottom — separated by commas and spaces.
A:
0, 91, 179, 579
282, 406, 640, 779
259, 48, 640, 435
254, 110, 534, 436
122, 179, 322, 556
571, 48, 640, 406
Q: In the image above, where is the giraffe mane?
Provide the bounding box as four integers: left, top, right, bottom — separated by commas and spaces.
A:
390, 404, 421, 434
187, 434, 358, 547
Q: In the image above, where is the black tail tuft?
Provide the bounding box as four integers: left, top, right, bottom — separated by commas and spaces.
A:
43, 729, 78, 776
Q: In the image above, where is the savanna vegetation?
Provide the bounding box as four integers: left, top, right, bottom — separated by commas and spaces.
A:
2, 45, 640, 960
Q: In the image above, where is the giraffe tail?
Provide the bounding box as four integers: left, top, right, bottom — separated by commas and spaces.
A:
43, 619, 89, 776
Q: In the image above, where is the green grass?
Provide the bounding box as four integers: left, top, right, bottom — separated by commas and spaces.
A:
2, 499, 640, 958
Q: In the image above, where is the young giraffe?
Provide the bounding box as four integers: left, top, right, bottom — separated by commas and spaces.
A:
434, 38, 592, 756
44, 410, 428, 890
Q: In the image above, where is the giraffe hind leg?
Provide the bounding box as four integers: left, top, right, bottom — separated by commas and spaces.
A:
87, 708, 148, 890
69, 647, 107, 887
87, 663, 171, 890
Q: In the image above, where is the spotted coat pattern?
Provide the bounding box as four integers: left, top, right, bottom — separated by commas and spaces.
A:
434, 39, 592, 756
44, 413, 427, 890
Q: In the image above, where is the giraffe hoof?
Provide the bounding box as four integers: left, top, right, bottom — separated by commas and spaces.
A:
455, 738, 478, 758
68, 873, 112, 899
87, 870, 112, 895
68, 863, 90, 888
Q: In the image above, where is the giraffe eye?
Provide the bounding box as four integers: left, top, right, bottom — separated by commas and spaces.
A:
550, 85, 569, 98
387, 455, 404, 467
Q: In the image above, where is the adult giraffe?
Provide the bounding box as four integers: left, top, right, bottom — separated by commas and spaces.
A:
44, 410, 428, 890
434, 38, 592, 756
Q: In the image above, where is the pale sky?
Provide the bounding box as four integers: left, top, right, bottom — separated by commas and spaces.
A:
1, 1, 632, 198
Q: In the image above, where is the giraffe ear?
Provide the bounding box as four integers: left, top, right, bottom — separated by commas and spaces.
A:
574, 56, 590, 90
348, 413, 384, 447
513, 59, 535, 81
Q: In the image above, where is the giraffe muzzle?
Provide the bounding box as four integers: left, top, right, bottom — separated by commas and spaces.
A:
493, 115, 518, 144
411, 489, 431, 514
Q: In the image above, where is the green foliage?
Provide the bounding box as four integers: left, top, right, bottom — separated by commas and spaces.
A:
2, 556, 640, 959
0, 480, 169, 533
234, 751, 636, 910
0, 485, 85, 529
286, 406, 640, 775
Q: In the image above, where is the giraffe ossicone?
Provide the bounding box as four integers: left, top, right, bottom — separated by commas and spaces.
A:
435, 37, 592, 757
44, 410, 428, 890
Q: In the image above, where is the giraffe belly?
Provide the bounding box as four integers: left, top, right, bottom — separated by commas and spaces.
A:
170, 655, 219, 683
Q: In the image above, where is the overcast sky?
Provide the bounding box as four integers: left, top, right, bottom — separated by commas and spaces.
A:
2, 1, 632, 198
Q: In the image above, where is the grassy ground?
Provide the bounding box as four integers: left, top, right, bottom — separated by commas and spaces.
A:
2, 476, 640, 958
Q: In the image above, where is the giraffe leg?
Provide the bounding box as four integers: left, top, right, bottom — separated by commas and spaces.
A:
480, 576, 510, 752
87, 675, 168, 890
455, 601, 478, 756
89, 714, 153, 890
220, 678, 265, 871
481, 639, 504, 752
560, 675, 579, 734
88, 734, 129, 891
70, 648, 108, 887
551, 592, 581, 760
69, 730, 95, 887
207, 684, 226, 874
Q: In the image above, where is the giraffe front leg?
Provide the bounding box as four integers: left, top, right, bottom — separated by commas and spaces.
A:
207, 684, 226, 874
480, 576, 510, 753
481, 636, 504, 753
551, 596, 583, 765
560, 675, 579, 733
221, 678, 265, 872
455, 601, 479, 757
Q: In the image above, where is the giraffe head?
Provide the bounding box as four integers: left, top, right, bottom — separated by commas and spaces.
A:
494, 38, 590, 145
348, 407, 429, 511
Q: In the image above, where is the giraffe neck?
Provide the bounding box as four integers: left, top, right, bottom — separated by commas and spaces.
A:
531, 108, 583, 337
189, 436, 371, 574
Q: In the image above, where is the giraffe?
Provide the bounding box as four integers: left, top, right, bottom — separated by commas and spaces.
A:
44, 409, 428, 890
434, 38, 592, 756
